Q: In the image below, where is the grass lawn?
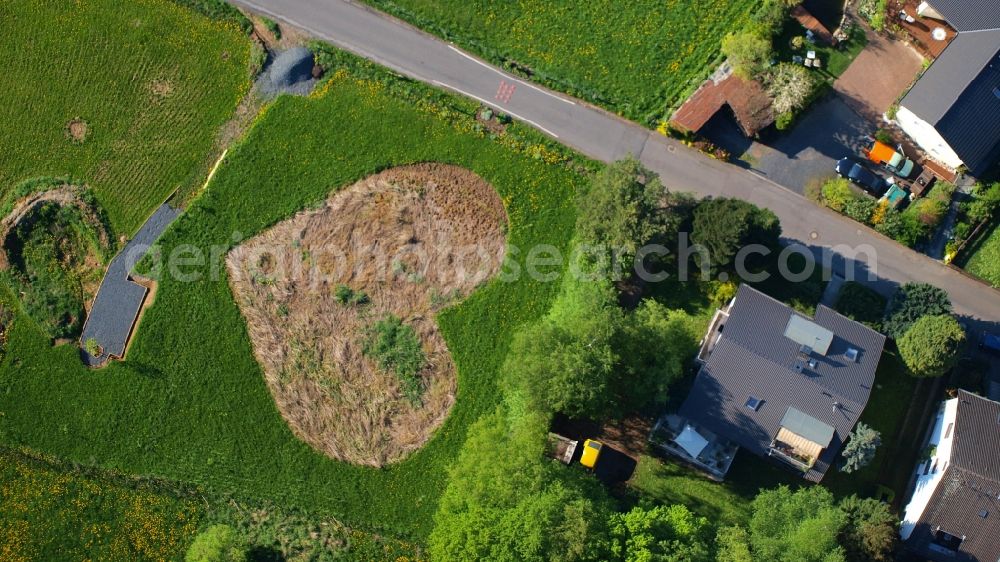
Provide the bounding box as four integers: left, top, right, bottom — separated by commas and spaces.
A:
361, 0, 757, 124
774, 20, 868, 83
0, 50, 583, 541
0, 0, 252, 235
0, 447, 425, 561
822, 348, 916, 499
0, 448, 200, 561
961, 221, 1000, 288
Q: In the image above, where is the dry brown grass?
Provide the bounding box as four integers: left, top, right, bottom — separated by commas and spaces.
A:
227, 164, 507, 466
65, 119, 88, 143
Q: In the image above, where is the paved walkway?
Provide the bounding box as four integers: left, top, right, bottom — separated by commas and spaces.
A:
834, 28, 925, 121
233, 0, 1000, 330
80, 205, 181, 367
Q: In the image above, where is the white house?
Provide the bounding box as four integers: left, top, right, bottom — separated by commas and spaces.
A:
899, 391, 1000, 561
895, 0, 1000, 176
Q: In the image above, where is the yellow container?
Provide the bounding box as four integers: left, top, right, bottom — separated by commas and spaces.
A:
580, 439, 603, 469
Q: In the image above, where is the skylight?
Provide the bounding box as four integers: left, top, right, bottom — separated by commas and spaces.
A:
845, 348, 859, 362
746, 396, 763, 411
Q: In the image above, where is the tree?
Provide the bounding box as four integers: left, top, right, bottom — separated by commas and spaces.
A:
840, 422, 881, 473
691, 198, 781, 271
715, 526, 753, 562
575, 158, 670, 269
503, 276, 621, 418
882, 282, 952, 339
898, 314, 965, 378
839, 496, 898, 562
765, 63, 816, 115
429, 410, 612, 562
721, 31, 773, 79
186, 525, 247, 562
614, 300, 700, 411
605, 504, 712, 562
749, 486, 846, 562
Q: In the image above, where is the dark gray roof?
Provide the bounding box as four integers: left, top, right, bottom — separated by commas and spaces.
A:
924, 0, 1000, 32
679, 285, 885, 481
80, 204, 180, 367
907, 392, 1000, 562
900, 27, 1000, 176
952, 390, 1000, 482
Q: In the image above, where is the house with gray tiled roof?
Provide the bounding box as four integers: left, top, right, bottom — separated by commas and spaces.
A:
896, 0, 1000, 177
653, 285, 885, 482
901, 390, 1000, 562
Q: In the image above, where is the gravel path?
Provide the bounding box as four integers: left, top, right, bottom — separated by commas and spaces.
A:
80, 204, 180, 367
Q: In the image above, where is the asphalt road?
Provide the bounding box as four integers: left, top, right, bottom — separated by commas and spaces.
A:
233, 0, 1000, 328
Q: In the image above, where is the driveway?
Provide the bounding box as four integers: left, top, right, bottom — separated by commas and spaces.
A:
735, 95, 872, 193
835, 28, 925, 121
709, 29, 925, 194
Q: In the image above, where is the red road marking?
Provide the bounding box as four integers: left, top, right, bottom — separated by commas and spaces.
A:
495, 80, 516, 103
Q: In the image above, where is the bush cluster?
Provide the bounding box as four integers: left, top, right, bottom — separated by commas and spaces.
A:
361, 315, 426, 403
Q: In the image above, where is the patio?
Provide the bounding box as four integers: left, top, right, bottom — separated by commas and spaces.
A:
891, 0, 957, 58
649, 414, 739, 481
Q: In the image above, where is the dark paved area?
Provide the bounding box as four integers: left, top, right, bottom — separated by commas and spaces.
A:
80, 204, 180, 367
732, 96, 872, 194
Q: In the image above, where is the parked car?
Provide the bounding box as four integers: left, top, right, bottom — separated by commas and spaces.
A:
980, 332, 1000, 357
580, 439, 603, 469
867, 141, 917, 179
835, 157, 888, 196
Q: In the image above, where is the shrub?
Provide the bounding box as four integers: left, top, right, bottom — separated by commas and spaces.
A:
722, 30, 773, 79
706, 280, 739, 308
966, 181, 1000, 224
775, 111, 795, 131
765, 63, 817, 115
84, 338, 101, 357
333, 284, 368, 305
260, 17, 281, 39
843, 198, 877, 224
362, 315, 426, 402
186, 525, 247, 562
876, 208, 924, 247
898, 314, 965, 378
833, 282, 886, 327
858, 0, 888, 31
821, 178, 857, 212
874, 129, 893, 145
791, 36, 805, 50
840, 422, 881, 473
5, 201, 109, 339
804, 177, 825, 203
882, 282, 952, 339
